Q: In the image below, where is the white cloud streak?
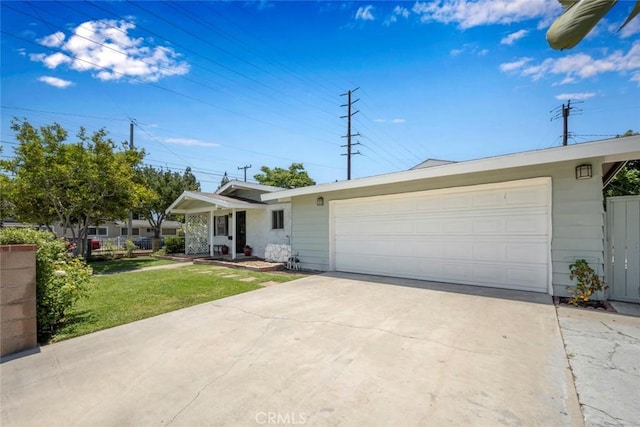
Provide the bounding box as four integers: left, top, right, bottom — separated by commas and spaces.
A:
555, 92, 596, 100
499, 40, 640, 85
355, 5, 375, 21
163, 137, 219, 148
37, 76, 73, 88
412, 0, 561, 29
500, 29, 529, 45
29, 19, 189, 82
384, 5, 410, 26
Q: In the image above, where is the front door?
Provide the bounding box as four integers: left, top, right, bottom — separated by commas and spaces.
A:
235, 211, 246, 253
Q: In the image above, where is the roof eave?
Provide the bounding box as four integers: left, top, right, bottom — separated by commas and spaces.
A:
261, 136, 640, 201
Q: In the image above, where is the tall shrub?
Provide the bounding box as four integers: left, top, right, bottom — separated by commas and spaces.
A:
165, 236, 185, 254
0, 228, 92, 341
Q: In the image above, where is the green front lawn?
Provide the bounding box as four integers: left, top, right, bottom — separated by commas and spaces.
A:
53, 264, 305, 342
88, 256, 177, 274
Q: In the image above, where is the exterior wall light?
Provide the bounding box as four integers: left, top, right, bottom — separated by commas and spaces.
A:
316, 197, 324, 206
575, 164, 592, 180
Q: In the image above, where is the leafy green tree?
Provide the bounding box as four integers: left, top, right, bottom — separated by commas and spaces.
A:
2, 119, 152, 257
137, 166, 201, 238
605, 131, 639, 197
253, 162, 314, 189
606, 160, 640, 197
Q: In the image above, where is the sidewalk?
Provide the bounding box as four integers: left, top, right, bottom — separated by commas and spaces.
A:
557, 306, 640, 426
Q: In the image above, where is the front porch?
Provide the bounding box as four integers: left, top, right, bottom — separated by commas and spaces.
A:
166, 182, 293, 262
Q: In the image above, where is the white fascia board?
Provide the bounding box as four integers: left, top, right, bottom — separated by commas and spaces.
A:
166, 191, 232, 214
261, 136, 640, 201
216, 180, 282, 195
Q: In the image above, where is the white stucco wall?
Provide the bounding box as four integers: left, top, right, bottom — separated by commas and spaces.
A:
246, 203, 291, 259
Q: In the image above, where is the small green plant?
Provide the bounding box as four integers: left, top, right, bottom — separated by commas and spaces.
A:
0, 228, 92, 341
125, 239, 137, 258
567, 259, 606, 305
165, 236, 185, 254
101, 239, 117, 260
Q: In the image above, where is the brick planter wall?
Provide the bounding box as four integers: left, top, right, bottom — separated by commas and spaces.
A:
1, 244, 37, 357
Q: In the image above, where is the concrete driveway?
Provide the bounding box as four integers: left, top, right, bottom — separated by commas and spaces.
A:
1, 273, 582, 426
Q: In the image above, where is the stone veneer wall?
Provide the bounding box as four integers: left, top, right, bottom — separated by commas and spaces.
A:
1, 244, 37, 357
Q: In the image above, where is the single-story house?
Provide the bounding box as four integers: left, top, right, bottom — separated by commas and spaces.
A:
260, 135, 640, 300
166, 181, 291, 259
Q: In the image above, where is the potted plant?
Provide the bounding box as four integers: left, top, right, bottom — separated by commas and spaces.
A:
243, 244, 252, 256
221, 244, 229, 255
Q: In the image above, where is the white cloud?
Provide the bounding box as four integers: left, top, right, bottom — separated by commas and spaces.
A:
163, 137, 219, 148
37, 31, 65, 48
412, 0, 561, 29
392, 118, 406, 124
37, 76, 73, 88
29, 19, 190, 82
499, 57, 532, 72
500, 29, 528, 45
384, 5, 410, 26
450, 43, 488, 57
555, 92, 596, 100
500, 40, 640, 85
374, 118, 386, 123
619, 15, 640, 39
394, 5, 410, 19
355, 5, 375, 21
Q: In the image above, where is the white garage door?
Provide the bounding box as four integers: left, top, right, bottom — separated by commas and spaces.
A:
331, 178, 551, 293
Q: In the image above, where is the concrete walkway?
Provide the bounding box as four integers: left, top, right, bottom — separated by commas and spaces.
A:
557, 306, 640, 426
2, 273, 582, 426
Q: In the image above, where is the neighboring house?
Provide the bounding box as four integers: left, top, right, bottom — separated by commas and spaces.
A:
166, 180, 291, 259
52, 219, 184, 240
261, 135, 640, 300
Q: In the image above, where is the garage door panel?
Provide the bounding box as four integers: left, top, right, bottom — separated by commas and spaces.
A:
506, 215, 548, 234
506, 242, 548, 263
506, 187, 548, 206
332, 178, 551, 292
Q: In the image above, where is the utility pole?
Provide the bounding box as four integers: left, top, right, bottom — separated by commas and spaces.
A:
340, 87, 361, 180
127, 120, 134, 240
551, 99, 582, 146
237, 164, 251, 182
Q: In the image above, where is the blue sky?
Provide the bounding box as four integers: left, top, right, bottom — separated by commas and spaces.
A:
1, 1, 638, 191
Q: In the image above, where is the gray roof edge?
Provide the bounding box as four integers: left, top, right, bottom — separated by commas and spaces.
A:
261, 135, 640, 201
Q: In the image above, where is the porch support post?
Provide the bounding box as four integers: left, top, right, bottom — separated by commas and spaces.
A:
184, 213, 189, 255
209, 210, 214, 257
231, 208, 236, 260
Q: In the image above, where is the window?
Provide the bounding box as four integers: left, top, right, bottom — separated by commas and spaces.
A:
161, 228, 177, 236
121, 227, 140, 236
88, 227, 108, 236
215, 216, 229, 236
272, 210, 284, 230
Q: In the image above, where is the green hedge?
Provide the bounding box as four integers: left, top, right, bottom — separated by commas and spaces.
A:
0, 228, 92, 342
164, 236, 185, 254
